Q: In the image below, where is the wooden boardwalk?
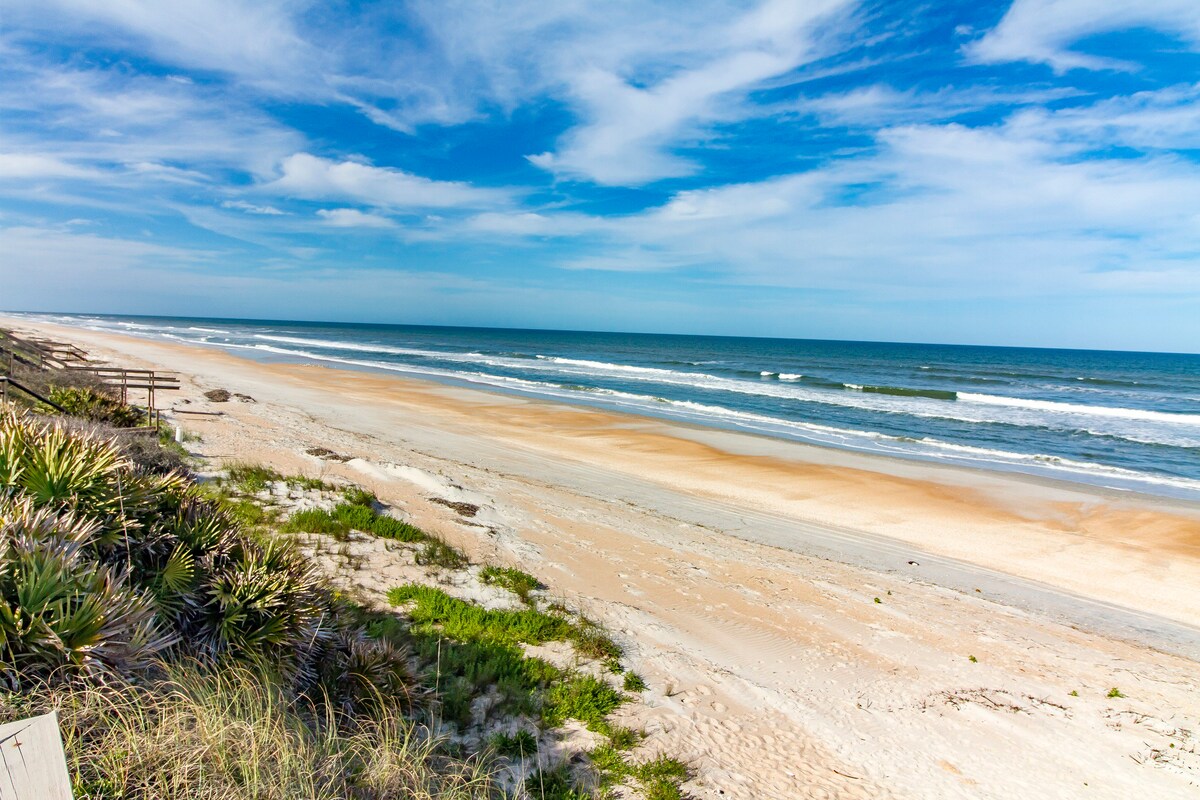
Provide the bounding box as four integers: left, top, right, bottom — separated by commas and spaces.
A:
0, 328, 179, 423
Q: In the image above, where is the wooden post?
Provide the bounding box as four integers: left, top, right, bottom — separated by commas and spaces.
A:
0, 712, 74, 799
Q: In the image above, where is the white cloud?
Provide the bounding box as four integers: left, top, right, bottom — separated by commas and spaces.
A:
6, 0, 314, 90
3, 0, 858, 182
315, 208, 397, 228
222, 200, 286, 215
0, 55, 304, 180
1006, 84, 1200, 150
0, 153, 98, 179
805, 84, 1081, 127
528, 0, 855, 184
456, 94, 1200, 303
967, 0, 1200, 71
266, 153, 508, 209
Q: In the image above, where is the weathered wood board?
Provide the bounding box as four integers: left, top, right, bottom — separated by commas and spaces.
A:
0, 712, 73, 800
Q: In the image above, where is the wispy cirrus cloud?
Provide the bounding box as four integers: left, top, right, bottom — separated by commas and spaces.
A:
966, 0, 1200, 71
0, 47, 304, 187
3, 0, 316, 90
527, 0, 856, 185
464, 88, 1200, 305
315, 208, 398, 228
222, 200, 287, 216
0, 153, 102, 179
264, 153, 510, 210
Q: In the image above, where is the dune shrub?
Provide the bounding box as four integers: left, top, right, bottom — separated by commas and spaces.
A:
46, 386, 145, 428
0, 407, 412, 704
0, 498, 169, 688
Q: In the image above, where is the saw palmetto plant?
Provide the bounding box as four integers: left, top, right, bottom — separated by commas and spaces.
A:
0, 497, 172, 688
0, 407, 413, 707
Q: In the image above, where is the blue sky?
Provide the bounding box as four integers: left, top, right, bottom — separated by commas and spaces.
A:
2, 0, 1199, 351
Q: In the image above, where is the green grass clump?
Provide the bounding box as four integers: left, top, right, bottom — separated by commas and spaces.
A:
226, 497, 280, 528
542, 674, 624, 732
589, 744, 689, 799
1107, 687, 1125, 698
226, 462, 329, 494
572, 622, 622, 664
406, 633, 560, 727
388, 585, 621, 676
226, 462, 284, 493
623, 672, 647, 692
607, 725, 643, 750
368, 514, 427, 543
281, 508, 350, 536
388, 585, 629, 732
333, 504, 426, 542
388, 585, 575, 646
415, 539, 468, 569
342, 486, 377, 507
287, 475, 331, 491
332, 503, 378, 531
283, 503, 428, 544
488, 729, 538, 759
523, 765, 590, 800
480, 565, 542, 603
638, 757, 690, 800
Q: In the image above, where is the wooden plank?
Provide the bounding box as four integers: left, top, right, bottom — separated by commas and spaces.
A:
0, 712, 74, 800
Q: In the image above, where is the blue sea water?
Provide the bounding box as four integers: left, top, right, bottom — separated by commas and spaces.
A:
27, 313, 1200, 500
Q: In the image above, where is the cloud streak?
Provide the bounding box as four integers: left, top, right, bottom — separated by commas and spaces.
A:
967, 0, 1200, 71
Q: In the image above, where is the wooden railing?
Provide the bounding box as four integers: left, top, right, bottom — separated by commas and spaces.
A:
1, 329, 178, 425
0, 330, 91, 370
0, 376, 67, 413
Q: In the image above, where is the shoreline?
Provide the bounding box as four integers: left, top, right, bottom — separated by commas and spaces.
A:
15, 312, 1198, 504
8, 314, 1200, 798
8, 314, 1200, 642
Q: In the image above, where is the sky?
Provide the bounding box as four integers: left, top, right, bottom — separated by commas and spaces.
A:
2, 0, 1200, 352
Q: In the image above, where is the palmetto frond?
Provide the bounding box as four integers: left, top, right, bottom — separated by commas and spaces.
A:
0, 496, 174, 687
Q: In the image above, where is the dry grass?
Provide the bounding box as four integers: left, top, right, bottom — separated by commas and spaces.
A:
0, 662, 500, 800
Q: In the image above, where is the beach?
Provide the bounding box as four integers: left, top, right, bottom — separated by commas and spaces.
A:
7, 315, 1200, 799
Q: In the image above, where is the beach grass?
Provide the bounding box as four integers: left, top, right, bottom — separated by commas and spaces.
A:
282, 502, 439, 546
480, 564, 543, 604
0, 662, 498, 800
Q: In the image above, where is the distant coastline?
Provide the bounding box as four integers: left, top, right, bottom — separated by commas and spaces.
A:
10, 311, 1200, 502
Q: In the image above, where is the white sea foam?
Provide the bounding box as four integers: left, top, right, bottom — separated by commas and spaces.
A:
253, 333, 467, 360
778, 373, 803, 381
958, 392, 1200, 426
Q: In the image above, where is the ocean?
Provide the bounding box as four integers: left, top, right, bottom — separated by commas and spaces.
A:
25, 313, 1200, 501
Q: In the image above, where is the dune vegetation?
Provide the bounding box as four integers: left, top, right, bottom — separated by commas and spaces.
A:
0, 380, 688, 798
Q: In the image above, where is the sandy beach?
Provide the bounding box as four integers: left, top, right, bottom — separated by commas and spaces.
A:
7, 315, 1200, 799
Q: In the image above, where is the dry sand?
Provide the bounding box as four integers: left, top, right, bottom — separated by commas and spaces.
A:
7, 316, 1200, 799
